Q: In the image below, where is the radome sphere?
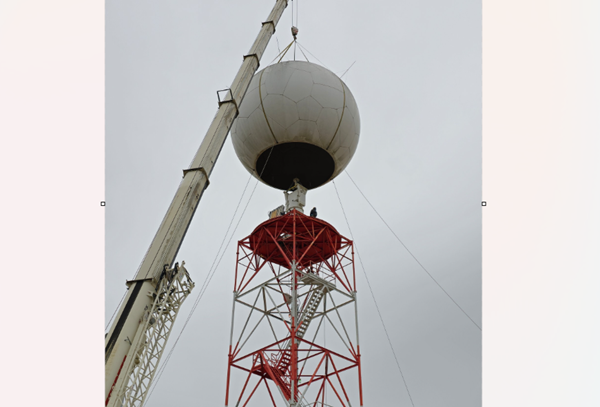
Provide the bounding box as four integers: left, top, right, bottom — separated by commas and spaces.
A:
231, 61, 360, 190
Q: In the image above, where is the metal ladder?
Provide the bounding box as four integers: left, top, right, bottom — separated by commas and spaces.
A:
273, 273, 332, 374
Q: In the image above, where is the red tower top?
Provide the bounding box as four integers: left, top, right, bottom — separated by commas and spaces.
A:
248, 209, 344, 269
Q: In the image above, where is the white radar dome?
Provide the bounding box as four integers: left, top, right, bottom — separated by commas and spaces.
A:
231, 61, 360, 190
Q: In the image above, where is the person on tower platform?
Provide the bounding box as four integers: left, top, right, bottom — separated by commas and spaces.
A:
310, 207, 317, 218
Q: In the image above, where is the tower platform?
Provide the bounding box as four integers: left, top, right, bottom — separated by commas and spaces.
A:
248, 209, 345, 269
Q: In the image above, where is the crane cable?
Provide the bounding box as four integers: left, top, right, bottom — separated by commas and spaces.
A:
295, 42, 330, 70
276, 40, 295, 63
267, 0, 300, 65
143, 174, 254, 405
295, 42, 310, 63
345, 171, 482, 331
289, 0, 300, 59
105, 290, 127, 331
332, 180, 416, 407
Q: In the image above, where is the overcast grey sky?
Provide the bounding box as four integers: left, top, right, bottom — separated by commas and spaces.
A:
106, 1, 481, 406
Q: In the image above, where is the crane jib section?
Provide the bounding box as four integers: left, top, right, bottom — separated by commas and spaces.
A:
105, 1, 290, 405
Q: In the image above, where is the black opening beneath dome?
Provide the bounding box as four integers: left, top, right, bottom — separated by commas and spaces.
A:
255, 143, 335, 190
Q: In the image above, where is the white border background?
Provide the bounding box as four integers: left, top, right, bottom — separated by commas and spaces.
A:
1, 0, 598, 405
483, 1, 600, 406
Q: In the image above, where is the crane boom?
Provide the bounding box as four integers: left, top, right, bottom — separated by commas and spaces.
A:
105, 1, 289, 405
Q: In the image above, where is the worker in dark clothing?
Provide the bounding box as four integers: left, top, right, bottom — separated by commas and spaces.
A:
166, 262, 179, 290
156, 264, 169, 292
310, 207, 317, 218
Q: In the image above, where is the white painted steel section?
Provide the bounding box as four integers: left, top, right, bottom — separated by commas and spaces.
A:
105, 279, 155, 398
284, 181, 307, 213
108, 266, 194, 407
290, 260, 298, 407
231, 61, 361, 187
230, 266, 356, 407
105, 0, 289, 402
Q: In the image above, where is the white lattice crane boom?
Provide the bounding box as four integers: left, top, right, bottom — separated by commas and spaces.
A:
105, 1, 290, 406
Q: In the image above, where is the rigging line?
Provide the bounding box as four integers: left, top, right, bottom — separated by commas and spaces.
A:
339, 61, 356, 79
194, 144, 276, 299
105, 290, 127, 331
345, 171, 482, 331
275, 40, 295, 64
194, 178, 260, 305
296, 42, 331, 70
143, 175, 254, 405
192, 147, 273, 306
196, 175, 253, 299
267, 40, 294, 67
193, 144, 275, 299
192, 180, 258, 308
297, 44, 310, 62
147, 179, 262, 405
332, 180, 416, 407
145, 149, 276, 405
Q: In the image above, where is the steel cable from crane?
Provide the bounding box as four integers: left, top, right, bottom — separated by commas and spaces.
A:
105, 290, 127, 331
275, 40, 295, 63
291, 0, 299, 28
294, 42, 356, 81
344, 171, 482, 331
143, 175, 254, 405
293, 0, 299, 60
144, 148, 276, 405
182, 147, 274, 321
295, 42, 331, 71
339, 60, 356, 79
296, 43, 310, 63
332, 180, 416, 407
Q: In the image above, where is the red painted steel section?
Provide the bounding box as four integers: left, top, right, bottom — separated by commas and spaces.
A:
226, 210, 362, 406
106, 355, 126, 406
249, 210, 343, 268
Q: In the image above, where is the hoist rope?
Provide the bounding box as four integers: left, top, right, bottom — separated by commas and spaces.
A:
344, 171, 482, 331
291, 0, 298, 28
332, 180, 416, 407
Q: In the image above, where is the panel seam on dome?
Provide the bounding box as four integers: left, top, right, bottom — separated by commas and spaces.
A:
326, 78, 347, 150
258, 69, 279, 145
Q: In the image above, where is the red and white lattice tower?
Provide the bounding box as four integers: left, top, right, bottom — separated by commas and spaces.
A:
226, 58, 362, 406
226, 209, 362, 407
